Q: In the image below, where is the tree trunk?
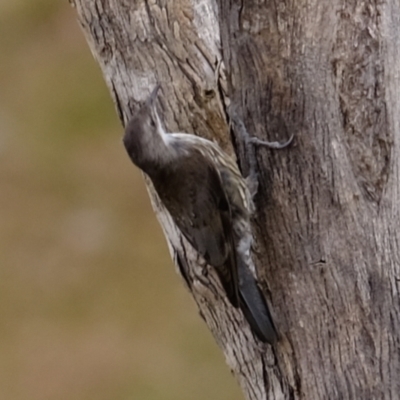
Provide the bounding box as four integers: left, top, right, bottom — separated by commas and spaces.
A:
70, 0, 400, 398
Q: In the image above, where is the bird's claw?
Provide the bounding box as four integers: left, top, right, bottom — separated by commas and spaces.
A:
248, 133, 294, 149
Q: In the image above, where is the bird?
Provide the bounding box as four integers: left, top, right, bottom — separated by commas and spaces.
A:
123, 85, 278, 344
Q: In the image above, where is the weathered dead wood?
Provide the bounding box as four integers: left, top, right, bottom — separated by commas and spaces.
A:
71, 0, 400, 398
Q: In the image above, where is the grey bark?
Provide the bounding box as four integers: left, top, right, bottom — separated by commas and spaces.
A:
70, 0, 400, 399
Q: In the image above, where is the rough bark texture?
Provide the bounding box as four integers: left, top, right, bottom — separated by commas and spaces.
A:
70, 0, 400, 398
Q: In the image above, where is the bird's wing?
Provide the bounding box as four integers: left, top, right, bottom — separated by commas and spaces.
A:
168, 155, 240, 307
204, 161, 240, 307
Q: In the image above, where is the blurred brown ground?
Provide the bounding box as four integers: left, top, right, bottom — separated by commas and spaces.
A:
0, 2, 241, 399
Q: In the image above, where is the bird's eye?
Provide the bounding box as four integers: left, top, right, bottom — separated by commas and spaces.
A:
150, 119, 155, 128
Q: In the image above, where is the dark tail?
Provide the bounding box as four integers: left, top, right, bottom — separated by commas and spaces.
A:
237, 259, 278, 344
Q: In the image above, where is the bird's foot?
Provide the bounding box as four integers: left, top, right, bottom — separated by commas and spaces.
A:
248, 134, 294, 149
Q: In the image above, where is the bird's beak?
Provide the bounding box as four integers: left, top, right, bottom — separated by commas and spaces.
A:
146, 84, 161, 106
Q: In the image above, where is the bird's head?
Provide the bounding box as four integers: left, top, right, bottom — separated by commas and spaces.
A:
123, 85, 165, 170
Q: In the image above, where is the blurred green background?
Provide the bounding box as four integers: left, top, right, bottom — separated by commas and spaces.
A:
0, 2, 241, 399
